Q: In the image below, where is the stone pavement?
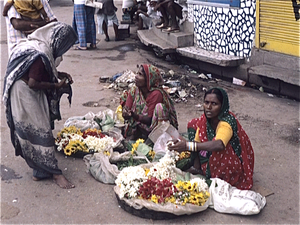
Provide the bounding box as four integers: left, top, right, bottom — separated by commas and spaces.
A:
0, 0, 299, 224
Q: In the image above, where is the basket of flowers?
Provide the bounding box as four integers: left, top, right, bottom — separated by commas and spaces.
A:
114, 150, 211, 219
55, 126, 116, 158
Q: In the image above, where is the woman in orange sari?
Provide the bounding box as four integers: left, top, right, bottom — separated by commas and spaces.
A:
168, 87, 254, 190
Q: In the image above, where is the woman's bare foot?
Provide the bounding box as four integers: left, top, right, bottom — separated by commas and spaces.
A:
32, 176, 41, 181
53, 174, 75, 189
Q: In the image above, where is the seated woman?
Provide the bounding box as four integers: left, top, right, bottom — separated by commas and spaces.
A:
137, 0, 161, 30
168, 87, 254, 190
120, 64, 178, 141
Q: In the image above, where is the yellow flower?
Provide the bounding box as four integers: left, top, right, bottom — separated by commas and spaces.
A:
147, 150, 155, 160
166, 196, 176, 203
64, 147, 72, 156
179, 151, 191, 160
131, 139, 145, 154
175, 180, 185, 190
151, 195, 159, 204
57, 125, 82, 138
184, 181, 193, 192
144, 168, 150, 176
136, 138, 144, 144
104, 151, 111, 156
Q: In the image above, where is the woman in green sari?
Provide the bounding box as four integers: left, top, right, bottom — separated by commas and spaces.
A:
120, 64, 178, 141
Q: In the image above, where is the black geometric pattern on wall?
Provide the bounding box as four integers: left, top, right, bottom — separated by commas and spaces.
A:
193, 0, 256, 58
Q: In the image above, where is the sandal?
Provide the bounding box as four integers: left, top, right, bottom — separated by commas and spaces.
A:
74, 46, 87, 50
156, 23, 168, 29
162, 27, 180, 33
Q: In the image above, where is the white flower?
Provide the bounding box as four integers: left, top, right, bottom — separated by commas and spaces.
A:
147, 150, 177, 181
115, 166, 147, 198
190, 177, 209, 192
83, 136, 114, 153
55, 133, 83, 151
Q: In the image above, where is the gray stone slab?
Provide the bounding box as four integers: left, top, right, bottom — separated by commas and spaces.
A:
176, 46, 245, 67
137, 30, 176, 54
248, 64, 300, 86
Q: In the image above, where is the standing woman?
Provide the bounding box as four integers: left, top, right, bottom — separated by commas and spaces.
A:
72, 0, 97, 50
168, 87, 254, 190
3, 22, 78, 189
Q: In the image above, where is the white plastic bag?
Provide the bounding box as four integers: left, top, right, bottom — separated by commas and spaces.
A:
153, 132, 172, 156
64, 112, 100, 131
208, 178, 267, 215
148, 121, 180, 143
84, 151, 119, 184
84, 150, 149, 184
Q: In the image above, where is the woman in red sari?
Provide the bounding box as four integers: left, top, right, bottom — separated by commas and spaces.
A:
168, 87, 254, 190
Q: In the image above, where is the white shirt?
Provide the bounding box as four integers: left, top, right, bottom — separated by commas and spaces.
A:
74, 0, 86, 4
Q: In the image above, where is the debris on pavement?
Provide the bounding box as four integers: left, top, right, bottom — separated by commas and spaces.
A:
103, 66, 223, 104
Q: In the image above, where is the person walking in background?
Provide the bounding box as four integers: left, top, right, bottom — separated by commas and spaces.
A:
72, 0, 97, 50
3, 22, 78, 189
96, 0, 123, 42
3, 0, 50, 22
3, 0, 56, 55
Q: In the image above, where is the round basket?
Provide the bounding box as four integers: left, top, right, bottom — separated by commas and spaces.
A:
115, 193, 179, 220
59, 149, 93, 158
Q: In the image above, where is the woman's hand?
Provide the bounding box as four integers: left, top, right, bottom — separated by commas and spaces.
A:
55, 78, 69, 89
122, 106, 132, 119
58, 72, 73, 84
167, 139, 187, 153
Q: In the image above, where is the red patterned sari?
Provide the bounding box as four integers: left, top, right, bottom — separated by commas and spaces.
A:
188, 88, 254, 190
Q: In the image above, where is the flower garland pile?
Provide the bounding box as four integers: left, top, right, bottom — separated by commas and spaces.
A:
55, 126, 114, 156
115, 151, 210, 206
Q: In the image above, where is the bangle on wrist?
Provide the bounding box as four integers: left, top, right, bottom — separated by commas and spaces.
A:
186, 141, 198, 152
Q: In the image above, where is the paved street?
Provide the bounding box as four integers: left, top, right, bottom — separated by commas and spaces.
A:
0, 0, 299, 224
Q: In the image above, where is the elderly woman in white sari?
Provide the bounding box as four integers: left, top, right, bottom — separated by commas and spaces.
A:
3, 22, 77, 189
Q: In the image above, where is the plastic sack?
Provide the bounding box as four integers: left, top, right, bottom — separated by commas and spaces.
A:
114, 166, 210, 216
148, 121, 180, 143
64, 109, 117, 132
84, 148, 119, 184
95, 109, 116, 132
208, 178, 267, 215
64, 112, 100, 131
104, 128, 124, 149
84, 150, 150, 184
153, 132, 172, 156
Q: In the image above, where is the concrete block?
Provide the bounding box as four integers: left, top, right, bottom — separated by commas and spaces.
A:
249, 48, 265, 66
263, 51, 300, 71
118, 24, 130, 38
280, 82, 300, 101
222, 64, 249, 82
248, 73, 280, 93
